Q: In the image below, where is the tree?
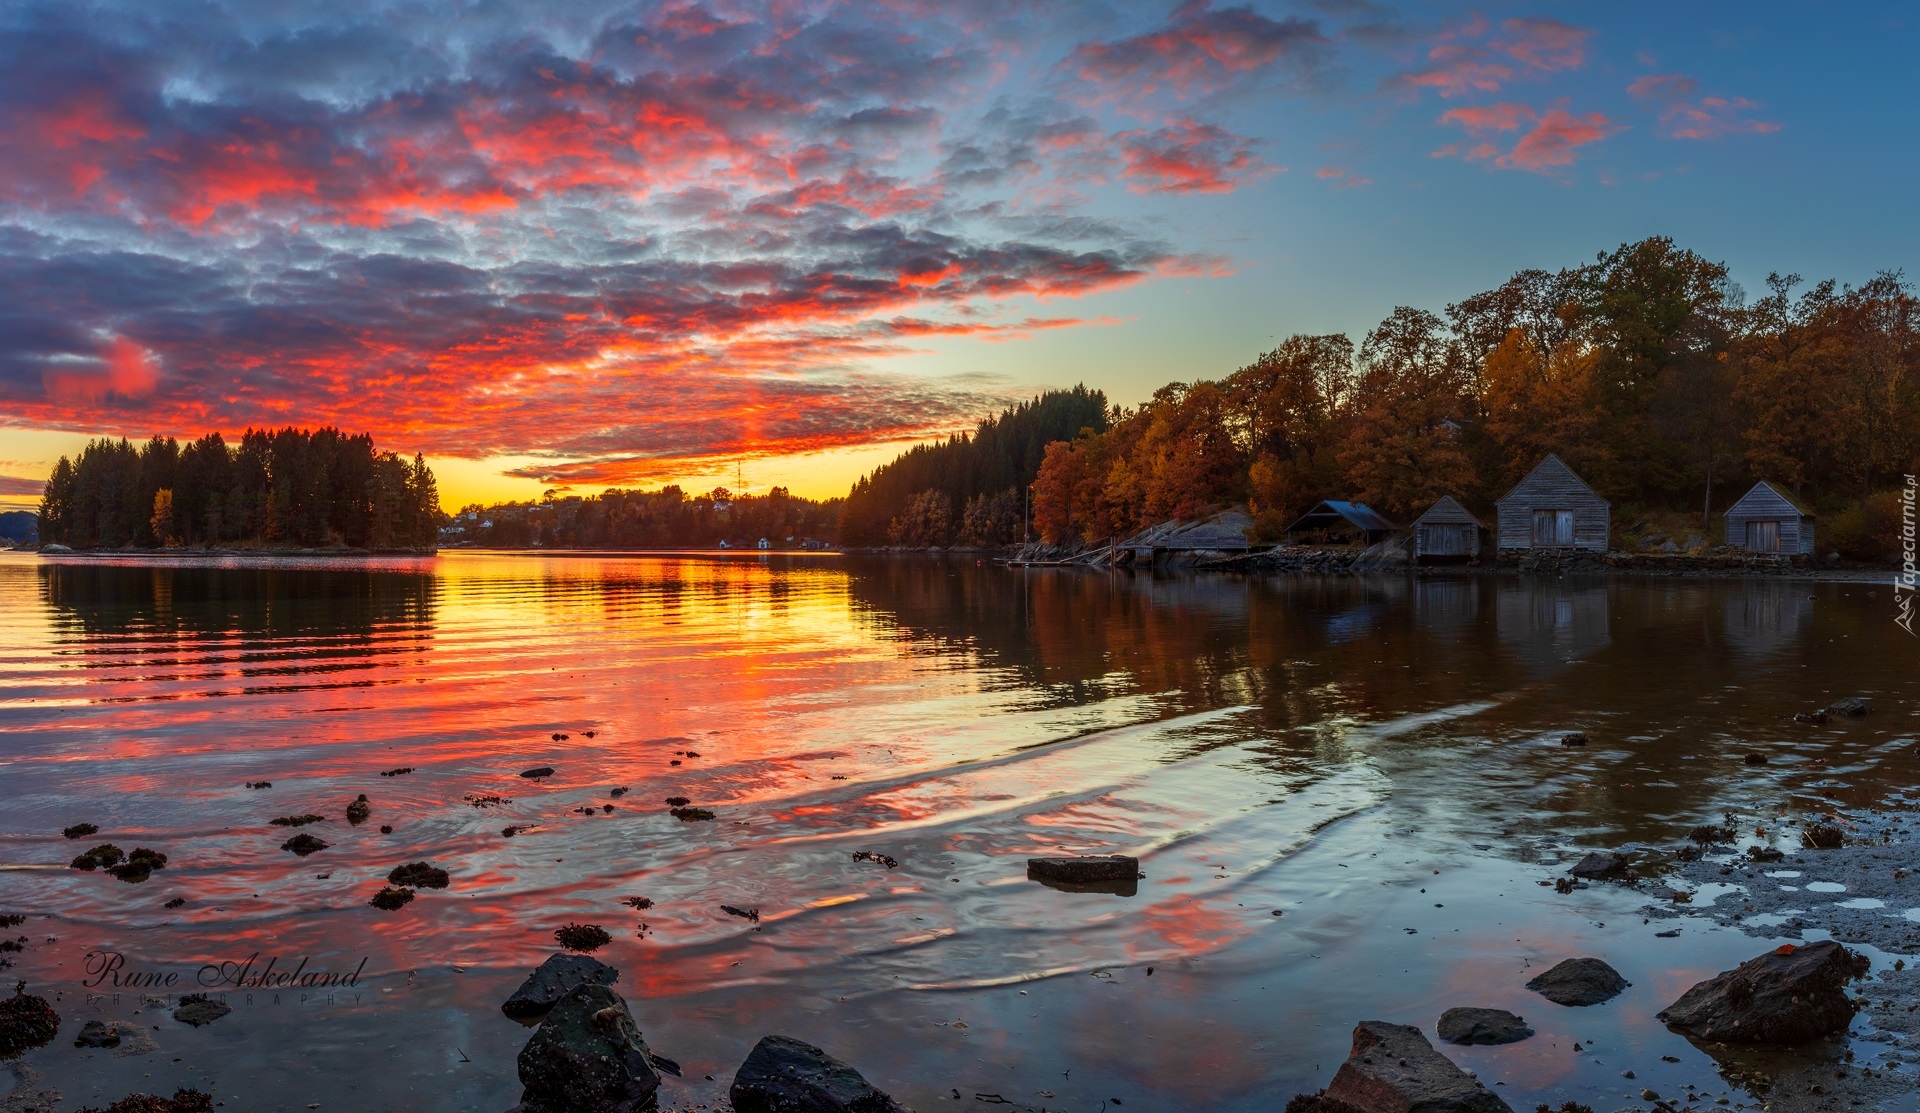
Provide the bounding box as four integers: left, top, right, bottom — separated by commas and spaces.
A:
1338, 307, 1477, 516
150, 489, 175, 547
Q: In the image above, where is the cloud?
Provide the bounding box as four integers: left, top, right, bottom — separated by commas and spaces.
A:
0, 475, 45, 497
1116, 120, 1271, 193
1390, 15, 1590, 98
1065, 1, 1328, 102
0, 1, 1294, 476
1314, 165, 1370, 189
1628, 73, 1780, 139
1435, 100, 1623, 174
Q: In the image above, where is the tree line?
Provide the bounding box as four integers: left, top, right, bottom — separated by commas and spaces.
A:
38, 428, 442, 550
447, 485, 841, 549
1023, 237, 1916, 558
838, 386, 1110, 546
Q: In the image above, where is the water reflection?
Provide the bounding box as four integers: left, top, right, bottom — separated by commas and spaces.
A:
0, 554, 1907, 1113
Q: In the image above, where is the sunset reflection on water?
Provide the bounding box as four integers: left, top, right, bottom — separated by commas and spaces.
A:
0, 553, 1907, 1112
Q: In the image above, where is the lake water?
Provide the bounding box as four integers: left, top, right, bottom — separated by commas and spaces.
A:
0, 552, 1911, 1112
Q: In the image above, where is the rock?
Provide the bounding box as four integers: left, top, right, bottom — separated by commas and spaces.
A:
74, 1088, 215, 1113
1435, 1007, 1533, 1045
729, 1034, 909, 1113
1658, 940, 1865, 1044
0, 988, 60, 1056
280, 833, 328, 855
1567, 852, 1626, 879
521, 767, 556, 779
1285, 1021, 1513, 1113
1825, 696, 1870, 717
1743, 752, 1769, 765
502, 954, 621, 1019
1793, 711, 1828, 725
1558, 732, 1587, 746
514, 984, 660, 1113
1802, 823, 1844, 849
345, 795, 371, 824
62, 823, 99, 839
171, 994, 231, 1027
74, 1019, 121, 1048
1027, 856, 1139, 883
369, 887, 414, 910
387, 862, 449, 888
1526, 958, 1629, 1006
554, 923, 612, 952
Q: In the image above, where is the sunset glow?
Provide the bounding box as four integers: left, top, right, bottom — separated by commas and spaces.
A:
1, 2, 1909, 509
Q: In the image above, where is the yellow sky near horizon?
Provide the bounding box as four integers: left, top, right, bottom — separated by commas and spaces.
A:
0, 425, 932, 515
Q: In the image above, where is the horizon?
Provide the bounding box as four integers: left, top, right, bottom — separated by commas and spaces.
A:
3, 1, 1914, 515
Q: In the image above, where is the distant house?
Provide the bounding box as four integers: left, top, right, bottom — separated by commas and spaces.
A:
1284, 500, 1399, 545
1723, 481, 1815, 554
1495, 455, 1609, 552
1410, 496, 1485, 560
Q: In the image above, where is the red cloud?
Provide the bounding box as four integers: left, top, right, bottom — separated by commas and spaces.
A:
1628, 73, 1780, 140
1436, 101, 1623, 174
1066, 1, 1326, 102
1392, 16, 1590, 99
42, 336, 162, 406
1116, 120, 1270, 194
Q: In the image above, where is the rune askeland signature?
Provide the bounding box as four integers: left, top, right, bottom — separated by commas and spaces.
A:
83, 949, 369, 990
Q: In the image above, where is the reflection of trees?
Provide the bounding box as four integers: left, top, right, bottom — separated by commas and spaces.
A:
40, 562, 436, 643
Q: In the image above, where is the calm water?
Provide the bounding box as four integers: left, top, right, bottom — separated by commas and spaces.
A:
0, 552, 1912, 1112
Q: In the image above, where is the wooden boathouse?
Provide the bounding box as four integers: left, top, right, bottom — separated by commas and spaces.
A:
1495, 455, 1609, 552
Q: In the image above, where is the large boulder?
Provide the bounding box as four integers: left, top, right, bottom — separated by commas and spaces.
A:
1658, 940, 1865, 1044
730, 1034, 910, 1113
1525, 958, 1628, 1006
514, 984, 660, 1113
1286, 1021, 1513, 1113
502, 953, 620, 1019
1435, 1008, 1532, 1046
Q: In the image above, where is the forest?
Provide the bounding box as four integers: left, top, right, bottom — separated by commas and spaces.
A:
37, 428, 442, 550
446, 485, 841, 550
837, 386, 1111, 547
1018, 237, 1917, 558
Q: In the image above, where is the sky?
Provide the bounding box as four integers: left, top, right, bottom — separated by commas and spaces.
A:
0, 0, 1914, 513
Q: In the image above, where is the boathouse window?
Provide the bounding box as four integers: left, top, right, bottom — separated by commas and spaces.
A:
1531, 509, 1574, 547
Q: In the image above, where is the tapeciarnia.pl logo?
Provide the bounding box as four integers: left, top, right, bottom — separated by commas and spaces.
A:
1898, 473, 1916, 636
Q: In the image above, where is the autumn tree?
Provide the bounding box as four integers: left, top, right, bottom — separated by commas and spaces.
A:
1337, 307, 1477, 517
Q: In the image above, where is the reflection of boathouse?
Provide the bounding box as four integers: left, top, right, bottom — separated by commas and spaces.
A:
1412, 577, 1480, 637
1496, 580, 1610, 669
1722, 581, 1811, 658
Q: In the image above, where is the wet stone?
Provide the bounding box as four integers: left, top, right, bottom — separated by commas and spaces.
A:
1526, 957, 1629, 1006
1826, 696, 1870, 717
74, 1019, 121, 1048
729, 1034, 909, 1113
501, 953, 621, 1020
1026, 856, 1139, 883
520, 767, 555, 779
513, 984, 660, 1113
369, 887, 414, 911
1659, 940, 1866, 1044
554, 923, 612, 953
1435, 1007, 1533, 1045
171, 994, 230, 1027
1286, 1020, 1513, 1113
1567, 852, 1627, 879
